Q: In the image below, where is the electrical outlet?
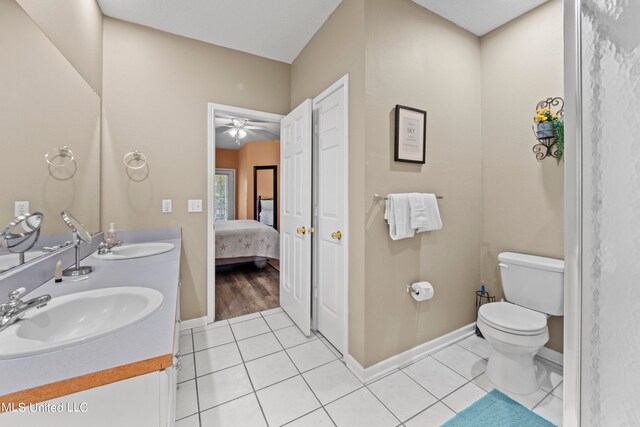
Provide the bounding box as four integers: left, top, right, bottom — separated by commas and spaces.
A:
188, 199, 203, 213
162, 199, 172, 213
14, 201, 29, 217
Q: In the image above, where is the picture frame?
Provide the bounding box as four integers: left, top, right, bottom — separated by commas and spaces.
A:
394, 104, 427, 164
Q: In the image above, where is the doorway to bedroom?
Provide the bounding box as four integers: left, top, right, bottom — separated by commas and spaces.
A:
207, 75, 349, 355
211, 107, 283, 321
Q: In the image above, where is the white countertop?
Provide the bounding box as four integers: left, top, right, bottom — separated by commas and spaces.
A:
0, 232, 181, 397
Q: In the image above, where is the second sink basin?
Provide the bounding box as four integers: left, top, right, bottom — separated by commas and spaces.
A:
0, 286, 163, 360
94, 242, 175, 260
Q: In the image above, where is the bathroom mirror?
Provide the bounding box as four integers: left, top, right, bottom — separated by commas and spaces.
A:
254, 166, 278, 229
0, 212, 45, 272
61, 211, 93, 277
0, 1, 101, 272
61, 211, 92, 244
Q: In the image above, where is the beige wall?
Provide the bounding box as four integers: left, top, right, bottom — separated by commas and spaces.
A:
292, 0, 482, 368
16, 0, 103, 94
102, 17, 291, 320
362, 0, 482, 367
293, 0, 563, 367
480, 0, 564, 352
0, 0, 101, 236
291, 0, 367, 363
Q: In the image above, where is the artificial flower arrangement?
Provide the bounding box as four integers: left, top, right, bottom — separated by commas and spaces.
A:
534, 106, 564, 160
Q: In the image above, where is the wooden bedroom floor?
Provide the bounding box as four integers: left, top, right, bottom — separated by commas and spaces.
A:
215, 264, 280, 321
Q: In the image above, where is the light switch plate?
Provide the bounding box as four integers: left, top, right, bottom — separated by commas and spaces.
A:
188, 199, 203, 213
162, 199, 172, 213
14, 201, 29, 217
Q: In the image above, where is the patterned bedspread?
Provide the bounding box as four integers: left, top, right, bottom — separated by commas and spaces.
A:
215, 220, 280, 260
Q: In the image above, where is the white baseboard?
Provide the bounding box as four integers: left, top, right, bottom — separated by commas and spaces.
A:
345, 323, 476, 383
180, 316, 207, 331
538, 346, 564, 366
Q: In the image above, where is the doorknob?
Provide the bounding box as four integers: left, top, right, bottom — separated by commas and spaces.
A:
331, 231, 342, 240
296, 226, 307, 235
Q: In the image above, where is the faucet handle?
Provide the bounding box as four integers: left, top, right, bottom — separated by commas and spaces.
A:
1, 288, 25, 314
8, 287, 26, 301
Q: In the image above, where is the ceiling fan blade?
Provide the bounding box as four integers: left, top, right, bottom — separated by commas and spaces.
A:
215, 113, 238, 120
217, 124, 234, 129
244, 125, 267, 130
244, 129, 278, 138
215, 128, 235, 136
245, 118, 275, 124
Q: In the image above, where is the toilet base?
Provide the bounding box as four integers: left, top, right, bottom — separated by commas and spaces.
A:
485, 347, 542, 394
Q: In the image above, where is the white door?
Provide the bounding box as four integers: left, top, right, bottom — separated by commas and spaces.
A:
280, 99, 313, 336
314, 78, 348, 354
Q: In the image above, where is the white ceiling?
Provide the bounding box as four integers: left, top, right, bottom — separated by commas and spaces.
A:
215, 114, 280, 150
412, 0, 548, 36
97, 0, 342, 63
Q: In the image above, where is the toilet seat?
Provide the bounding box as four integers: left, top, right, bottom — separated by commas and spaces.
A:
478, 302, 547, 336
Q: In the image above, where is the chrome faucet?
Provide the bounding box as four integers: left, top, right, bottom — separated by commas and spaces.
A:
0, 288, 51, 333
97, 240, 123, 255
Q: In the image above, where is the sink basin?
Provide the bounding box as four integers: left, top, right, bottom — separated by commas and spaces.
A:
0, 250, 47, 272
93, 242, 175, 260
0, 287, 163, 360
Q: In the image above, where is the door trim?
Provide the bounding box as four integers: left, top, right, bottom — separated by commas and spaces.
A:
207, 103, 284, 324
311, 74, 349, 357
563, 0, 582, 425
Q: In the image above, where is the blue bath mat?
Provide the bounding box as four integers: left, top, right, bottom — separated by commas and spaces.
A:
442, 389, 557, 427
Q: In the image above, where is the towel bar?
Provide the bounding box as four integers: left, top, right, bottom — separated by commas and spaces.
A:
373, 193, 443, 201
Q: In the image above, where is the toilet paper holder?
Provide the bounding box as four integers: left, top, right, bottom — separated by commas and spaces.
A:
406, 282, 434, 301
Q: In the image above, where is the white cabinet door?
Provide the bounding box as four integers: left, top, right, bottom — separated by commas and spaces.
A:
280, 99, 313, 336
161, 362, 178, 427
1, 372, 161, 427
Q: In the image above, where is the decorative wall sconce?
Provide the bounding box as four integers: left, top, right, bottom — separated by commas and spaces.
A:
532, 97, 564, 161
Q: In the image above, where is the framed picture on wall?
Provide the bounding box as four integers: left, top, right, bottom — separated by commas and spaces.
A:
394, 105, 427, 164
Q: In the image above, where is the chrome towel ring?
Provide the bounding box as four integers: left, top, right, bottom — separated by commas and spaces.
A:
123, 150, 147, 170
45, 146, 74, 167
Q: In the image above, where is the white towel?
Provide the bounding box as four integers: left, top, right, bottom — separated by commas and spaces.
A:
384, 193, 442, 240
408, 193, 442, 232
384, 194, 415, 240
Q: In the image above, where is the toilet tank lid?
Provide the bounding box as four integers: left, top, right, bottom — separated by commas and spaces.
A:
498, 252, 564, 273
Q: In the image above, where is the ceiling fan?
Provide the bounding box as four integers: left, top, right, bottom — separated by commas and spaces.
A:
216, 115, 273, 145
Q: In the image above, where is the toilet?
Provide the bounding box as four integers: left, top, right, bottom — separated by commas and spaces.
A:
477, 252, 564, 394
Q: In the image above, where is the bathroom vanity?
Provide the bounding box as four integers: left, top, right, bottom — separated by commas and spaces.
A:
0, 229, 182, 427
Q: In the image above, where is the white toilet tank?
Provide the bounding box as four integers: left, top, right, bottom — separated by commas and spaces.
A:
498, 252, 564, 316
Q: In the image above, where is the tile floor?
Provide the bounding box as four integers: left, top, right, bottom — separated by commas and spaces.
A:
176, 308, 564, 427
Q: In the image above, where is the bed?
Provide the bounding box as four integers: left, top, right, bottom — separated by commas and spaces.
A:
215, 220, 280, 267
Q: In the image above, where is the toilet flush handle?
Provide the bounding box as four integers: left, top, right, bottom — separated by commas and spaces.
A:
498, 263, 509, 269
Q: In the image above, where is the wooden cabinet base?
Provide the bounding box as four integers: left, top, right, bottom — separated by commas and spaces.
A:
0, 353, 172, 412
